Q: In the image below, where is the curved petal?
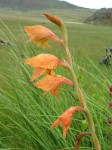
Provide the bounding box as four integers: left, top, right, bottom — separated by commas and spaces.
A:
30, 67, 45, 81
24, 54, 64, 69
51, 106, 84, 139
63, 124, 69, 139
33, 38, 51, 48
34, 75, 73, 97
51, 118, 61, 128
50, 87, 59, 98
24, 25, 62, 48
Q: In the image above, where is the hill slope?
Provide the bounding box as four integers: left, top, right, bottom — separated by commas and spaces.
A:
85, 8, 112, 24
0, 0, 80, 10
0, 0, 95, 23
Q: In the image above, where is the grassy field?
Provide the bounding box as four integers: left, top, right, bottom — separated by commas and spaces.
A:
0, 13, 112, 150
0, 7, 95, 23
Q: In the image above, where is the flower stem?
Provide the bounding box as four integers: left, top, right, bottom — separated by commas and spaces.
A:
61, 24, 73, 67
84, 109, 101, 150
61, 22, 101, 150
66, 56, 101, 150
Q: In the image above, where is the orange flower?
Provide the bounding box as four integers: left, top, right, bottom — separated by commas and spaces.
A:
24, 25, 62, 48
24, 54, 66, 81
51, 106, 84, 139
34, 75, 73, 98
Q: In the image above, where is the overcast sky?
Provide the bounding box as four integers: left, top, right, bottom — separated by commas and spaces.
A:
60, 0, 112, 9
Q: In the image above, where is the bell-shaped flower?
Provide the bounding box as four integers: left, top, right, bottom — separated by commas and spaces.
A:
34, 75, 73, 98
24, 54, 66, 81
51, 106, 84, 139
24, 25, 62, 48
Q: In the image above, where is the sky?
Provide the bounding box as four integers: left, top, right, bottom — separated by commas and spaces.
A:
59, 0, 112, 9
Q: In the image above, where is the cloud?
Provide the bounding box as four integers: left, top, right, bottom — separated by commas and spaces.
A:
60, 0, 112, 9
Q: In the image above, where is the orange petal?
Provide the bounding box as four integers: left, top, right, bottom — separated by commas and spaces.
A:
51, 118, 61, 128
50, 87, 59, 98
34, 38, 51, 48
24, 54, 64, 69
63, 125, 69, 139
30, 67, 45, 81
46, 69, 55, 76
44, 13, 63, 27
24, 25, 62, 47
24, 26, 37, 36
41, 40, 51, 49
34, 75, 73, 97
51, 106, 84, 139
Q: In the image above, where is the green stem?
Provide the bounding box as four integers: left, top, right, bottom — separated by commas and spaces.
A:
84, 109, 101, 150
61, 22, 101, 150
66, 62, 101, 150
61, 24, 73, 67
65, 47, 73, 67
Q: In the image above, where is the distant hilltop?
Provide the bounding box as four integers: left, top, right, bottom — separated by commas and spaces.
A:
0, 0, 82, 10
85, 8, 112, 24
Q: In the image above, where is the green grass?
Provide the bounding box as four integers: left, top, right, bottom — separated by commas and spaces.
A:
0, 7, 95, 23
0, 14, 112, 150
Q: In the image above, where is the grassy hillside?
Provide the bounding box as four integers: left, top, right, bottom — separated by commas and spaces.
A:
0, 7, 95, 23
0, 0, 79, 10
0, 0, 95, 23
85, 8, 112, 24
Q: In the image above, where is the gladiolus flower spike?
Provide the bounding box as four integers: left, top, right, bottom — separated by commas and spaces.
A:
24, 54, 66, 81
34, 75, 73, 98
24, 25, 62, 48
51, 106, 84, 139
23, 13, 102, 150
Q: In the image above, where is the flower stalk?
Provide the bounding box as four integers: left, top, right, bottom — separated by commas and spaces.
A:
61, 20, 101, 150
60, 23, 73, 67
24, 13, 102, 150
